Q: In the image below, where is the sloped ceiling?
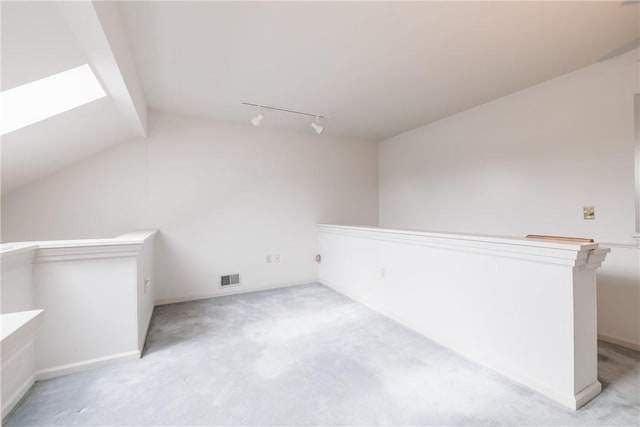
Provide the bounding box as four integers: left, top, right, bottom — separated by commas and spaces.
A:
1, 1, 639, 194
120, 1, 639, 140
0, 1, 145, 195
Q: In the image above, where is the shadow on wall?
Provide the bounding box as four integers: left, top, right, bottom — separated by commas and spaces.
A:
596, 247, 640, 350
151, 231, 200, 302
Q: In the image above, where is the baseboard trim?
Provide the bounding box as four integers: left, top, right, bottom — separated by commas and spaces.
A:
574, 381, 602, 410
154, 279, 318, 306
598, 333, 640, 352
319, 278, 597, 411
35, 350, 141, 381
1, 375, 35, 420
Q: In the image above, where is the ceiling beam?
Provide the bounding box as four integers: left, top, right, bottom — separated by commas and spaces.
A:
57, 0, 147, 137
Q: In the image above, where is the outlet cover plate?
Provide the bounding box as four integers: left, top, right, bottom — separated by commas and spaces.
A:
583, 206, 595, 220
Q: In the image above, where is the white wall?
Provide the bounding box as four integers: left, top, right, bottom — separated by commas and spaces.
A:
379, 49, 640, 349
0, 245, 36, 314
33, 257, 139, 372
1, 110, 379, 302
137, 232, 155, 351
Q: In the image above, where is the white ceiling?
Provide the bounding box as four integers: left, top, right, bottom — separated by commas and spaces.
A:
1, 1, 84, 90
120, 1, 639, 141
1, 1, 638, 194
1, 1, 145, 195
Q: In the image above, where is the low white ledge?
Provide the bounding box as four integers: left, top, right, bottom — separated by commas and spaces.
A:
1, 309, 43, 418
318, 224, 607, 268
31, 230, 158, 263
1, 230, 158, 391
1, 230, 158, 263
318, 224, 609, 410
0, 243, 38, 263
1, 310, 44, 354
0, 242, 39, 254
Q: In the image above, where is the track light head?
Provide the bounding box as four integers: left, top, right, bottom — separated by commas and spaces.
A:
251, 113, 263, 126
251, 106, 263, 126
311, 115, 324, 134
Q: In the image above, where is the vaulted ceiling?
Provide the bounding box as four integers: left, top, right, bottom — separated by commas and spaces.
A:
1, 1, 639, 194
120, 1, 639, 140
1, 1, 146, 194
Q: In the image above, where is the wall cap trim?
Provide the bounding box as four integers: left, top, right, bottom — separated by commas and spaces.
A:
318, 224, 609, 267
0, 230, 158, 264
0, 243, 37, 264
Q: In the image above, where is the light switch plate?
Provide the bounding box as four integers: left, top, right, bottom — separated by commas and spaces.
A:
583, 206, 595, 220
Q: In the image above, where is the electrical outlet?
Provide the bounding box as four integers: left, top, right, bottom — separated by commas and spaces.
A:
274, 255, 280, 263
266, 255, 272, 263
380, 268, 386, 279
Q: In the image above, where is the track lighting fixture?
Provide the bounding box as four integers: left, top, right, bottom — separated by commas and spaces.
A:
242, 102, 326, 134
310, 115, 324, 134
251, 105, 264, 126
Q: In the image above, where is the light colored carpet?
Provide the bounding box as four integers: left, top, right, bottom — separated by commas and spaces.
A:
4, 283, 639, 426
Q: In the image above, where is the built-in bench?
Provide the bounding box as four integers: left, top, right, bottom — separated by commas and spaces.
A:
1, 310, 44, 418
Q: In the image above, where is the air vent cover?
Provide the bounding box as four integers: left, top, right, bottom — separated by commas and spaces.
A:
220, 274, 240, 287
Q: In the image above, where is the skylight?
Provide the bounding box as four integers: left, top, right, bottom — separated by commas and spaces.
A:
0, 64, 106, 136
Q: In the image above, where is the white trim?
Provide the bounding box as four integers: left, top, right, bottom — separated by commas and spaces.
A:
580, 248, 610, 271
319, 224, 598, 249
599, 333, 640, 352
155, 279, 317, 306
1, 230, 158, 264
318, 224, 607, 267
1, 374, 35, 419
600, 241, 640, 249
34, 350, 140, 381
320, 278, 595, 410
574, 382, 603, 410
1, 311, 44, 360
34, 244, 143, 263
0, 244, 37, 264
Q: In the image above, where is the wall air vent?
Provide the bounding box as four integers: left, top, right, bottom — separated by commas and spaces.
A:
220, 274, 240, 288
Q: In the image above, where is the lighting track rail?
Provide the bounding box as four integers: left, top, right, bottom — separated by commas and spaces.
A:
241, 102, 325, 119
241, 102, 326, 134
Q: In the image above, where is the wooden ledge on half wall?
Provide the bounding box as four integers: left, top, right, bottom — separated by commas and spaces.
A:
526, 234, 594, 243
